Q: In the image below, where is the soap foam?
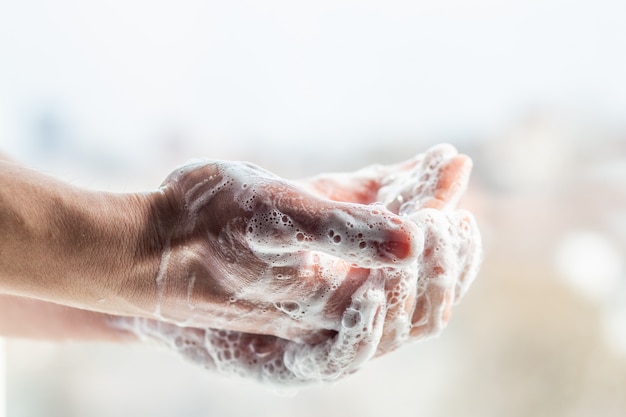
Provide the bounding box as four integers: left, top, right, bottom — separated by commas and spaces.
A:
114, 271, 387, 387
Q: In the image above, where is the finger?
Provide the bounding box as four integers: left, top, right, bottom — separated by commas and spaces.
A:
297, 154, 425, 204
421, 154, 472, 210
374, 266, 417, 355
448, 210, 483, 303
245, 182, 424, 268
407, 209, 461, 338
283, 271, 386, 380
378, 145, 472, 215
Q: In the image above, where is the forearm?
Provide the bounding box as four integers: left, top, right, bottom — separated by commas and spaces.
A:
0, 294, 137, 342
0, 160, 158, 314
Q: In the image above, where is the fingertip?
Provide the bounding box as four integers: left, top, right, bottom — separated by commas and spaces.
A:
339, 206, 423, 267
438, 155, 472, 192
375, 218, 423, 265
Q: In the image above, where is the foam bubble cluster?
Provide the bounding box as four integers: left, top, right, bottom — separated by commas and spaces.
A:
114, 272, 387, 387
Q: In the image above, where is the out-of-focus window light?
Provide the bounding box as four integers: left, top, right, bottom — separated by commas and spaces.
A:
555, 231, 623, 303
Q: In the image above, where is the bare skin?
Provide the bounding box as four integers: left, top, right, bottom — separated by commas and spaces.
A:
0, 145, 481, 384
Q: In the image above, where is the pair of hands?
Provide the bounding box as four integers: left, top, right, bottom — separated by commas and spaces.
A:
112, 145, 482, 386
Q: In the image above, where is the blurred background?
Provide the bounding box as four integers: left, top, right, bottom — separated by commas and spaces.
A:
1, 0, 626, 416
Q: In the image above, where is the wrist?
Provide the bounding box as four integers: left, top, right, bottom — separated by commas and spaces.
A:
42, 184, 184, 318
105, 183, 191, 317
74, 189, 161, 314
43, 187, 157, 314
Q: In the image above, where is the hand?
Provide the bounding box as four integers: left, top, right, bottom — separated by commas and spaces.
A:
137, 159, 420, 343
301, 144, 482, 353
114, 145, 482, 385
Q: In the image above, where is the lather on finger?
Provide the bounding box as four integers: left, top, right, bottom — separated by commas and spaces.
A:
378, 145, 472, 214
244, 182, 423, 268
298, 153, 424, 204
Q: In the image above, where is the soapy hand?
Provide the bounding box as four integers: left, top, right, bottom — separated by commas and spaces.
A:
115, 145, 482, 386
141, 158, 420, 344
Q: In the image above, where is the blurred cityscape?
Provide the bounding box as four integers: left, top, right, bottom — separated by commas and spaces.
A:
1, 1, 625, 416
